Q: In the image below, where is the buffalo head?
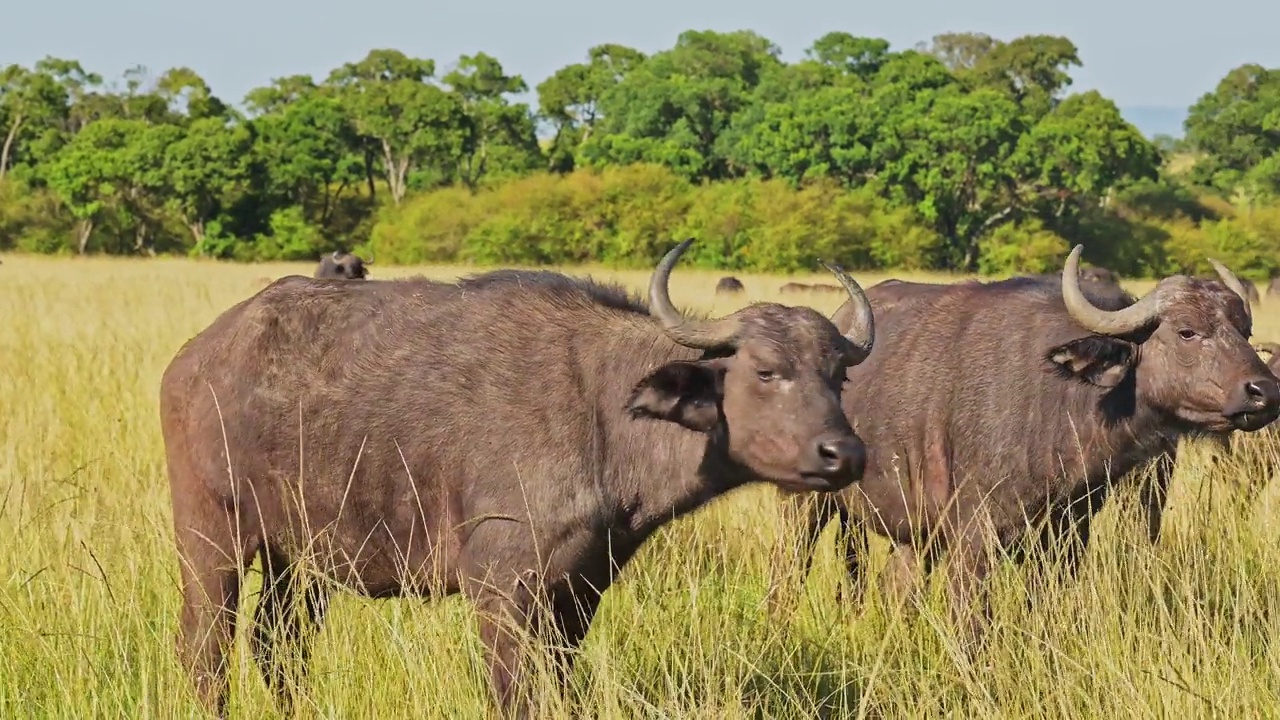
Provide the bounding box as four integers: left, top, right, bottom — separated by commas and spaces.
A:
1053, 245, 1280, 432
626, 239, 875, 491
315, 251, 370, 280
715, 276, 745, 294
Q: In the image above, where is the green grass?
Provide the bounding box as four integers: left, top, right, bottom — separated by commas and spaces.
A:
2, 254, 1280, 718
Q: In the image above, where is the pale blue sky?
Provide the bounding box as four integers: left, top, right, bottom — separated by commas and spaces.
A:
5, 0, 1278, 134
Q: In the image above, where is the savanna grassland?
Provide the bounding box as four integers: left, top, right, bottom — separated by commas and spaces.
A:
4, 255, 1280, 719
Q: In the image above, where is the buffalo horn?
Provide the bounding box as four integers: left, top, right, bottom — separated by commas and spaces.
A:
818, 259, 875, 361
1208, 258, 1252, 322
648, 239, 742, 349
1062, 245, 1161, 336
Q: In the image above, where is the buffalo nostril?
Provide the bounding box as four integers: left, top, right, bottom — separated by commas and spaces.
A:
1245, 378, 1280, 406
814, 437, 866, 481
1259, 379, 1280, 405
817, 441, 848, 472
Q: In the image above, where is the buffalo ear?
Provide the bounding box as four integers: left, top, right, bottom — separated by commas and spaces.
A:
1046, 336, 1136, 388
626, 359, 727, 432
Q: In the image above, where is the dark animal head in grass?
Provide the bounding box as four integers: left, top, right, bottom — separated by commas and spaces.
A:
715, 276, 745, 294
314, 251, 370, 280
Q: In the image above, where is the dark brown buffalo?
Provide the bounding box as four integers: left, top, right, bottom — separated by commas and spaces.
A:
1254, 342, 1280, 374
807, 283, 847, 294
1268, 276, 1280, 301
769, 246, 1280, 645
160, 239, 877, 718
1139, 340, 1280, 545
715, 276, 745, 294
1195, 273, 1260, 305
779, 282, 845, 295
314, 250, 370, 280
1079, 265, 1121, 287
779, 282, 812, 294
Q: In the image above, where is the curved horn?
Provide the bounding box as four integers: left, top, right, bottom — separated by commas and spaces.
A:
1253, 342, 1280, 357
648, 239, 742, 349
1062, 244, 1161, 336
818, 259, 875, 361
1208, 258, 1252, 322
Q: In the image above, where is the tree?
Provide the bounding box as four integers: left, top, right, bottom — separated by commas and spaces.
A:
1012, 91, 1161, 219
536, 44, 646, 172
972, 35, 1081, 118
805, 32, 891, 78
582, 30, 785, 181
251, 89, 363, 231
43, 118, 170, 253
244, 74, 322, 116
443, 52, 541, 188
1184, 63, 1280, 195
0, 58, 101, 180
872, 86, 1028, 269
917, 32, 998, 73
163, 117, 254, 252
326, 49, 471, 204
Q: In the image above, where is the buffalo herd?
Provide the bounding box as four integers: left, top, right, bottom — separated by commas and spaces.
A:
162, 244, 1280, 717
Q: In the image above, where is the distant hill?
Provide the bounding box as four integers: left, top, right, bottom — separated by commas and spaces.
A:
1119, 106, 1188, 139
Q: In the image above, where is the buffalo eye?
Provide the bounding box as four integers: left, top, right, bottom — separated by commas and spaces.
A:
1177, 328, 1198, 340
757, 369, 777, 382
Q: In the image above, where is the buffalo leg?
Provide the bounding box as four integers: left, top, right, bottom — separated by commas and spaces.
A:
544, 580, 604, 697
1024, 505, 1091, 607
879, 540, 940, 613
945, 526, 994, 649
173, 521, 252, 717
250, 547, 331, 715
1139, 449, 1177, 545
470, 569, 607, 720
765, 491, 842, 617
834, 508, 870, 607
471, 579, 537, 719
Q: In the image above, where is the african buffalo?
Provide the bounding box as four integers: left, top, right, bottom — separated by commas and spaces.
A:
715, 276, 745, 294
314, 250, 370, 280
806, 283, 847, 294
779, 282, 845, 295
1195, 272, 1259, 305
1268, 276, 1280, 301
1254, 343, 1280, 374
160, 239, 877, 718
768, 246, 1280, 645
1138, 340, 1280, 545
1078, 265, 1121, 287
779, 282, 812, 294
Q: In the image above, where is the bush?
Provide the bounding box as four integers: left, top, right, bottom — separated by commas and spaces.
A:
369, 168, 955, 272
976, 219, 1072, 275
251, 207, 329, 261
0, 180, 75, 254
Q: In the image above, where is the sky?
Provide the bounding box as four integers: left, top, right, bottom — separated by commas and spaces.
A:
5, 0, 1279, 130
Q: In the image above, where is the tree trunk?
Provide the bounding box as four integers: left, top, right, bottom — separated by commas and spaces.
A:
76, 219, 94, 255
381, 139, 410, 205
0, 115, 23, 181
362, 146, 377, 200
134, 222, 150, 255
188, 219, 206, 253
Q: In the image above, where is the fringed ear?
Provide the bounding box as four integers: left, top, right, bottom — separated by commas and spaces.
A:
1046, 336, 1137, 388
625, 359, 728, 432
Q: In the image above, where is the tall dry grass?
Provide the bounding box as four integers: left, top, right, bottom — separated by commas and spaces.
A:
2, 254, 1280, 718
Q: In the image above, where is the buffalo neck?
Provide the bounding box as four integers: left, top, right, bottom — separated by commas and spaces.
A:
589, 316, 753, 550
1060, 370, 1173, 487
